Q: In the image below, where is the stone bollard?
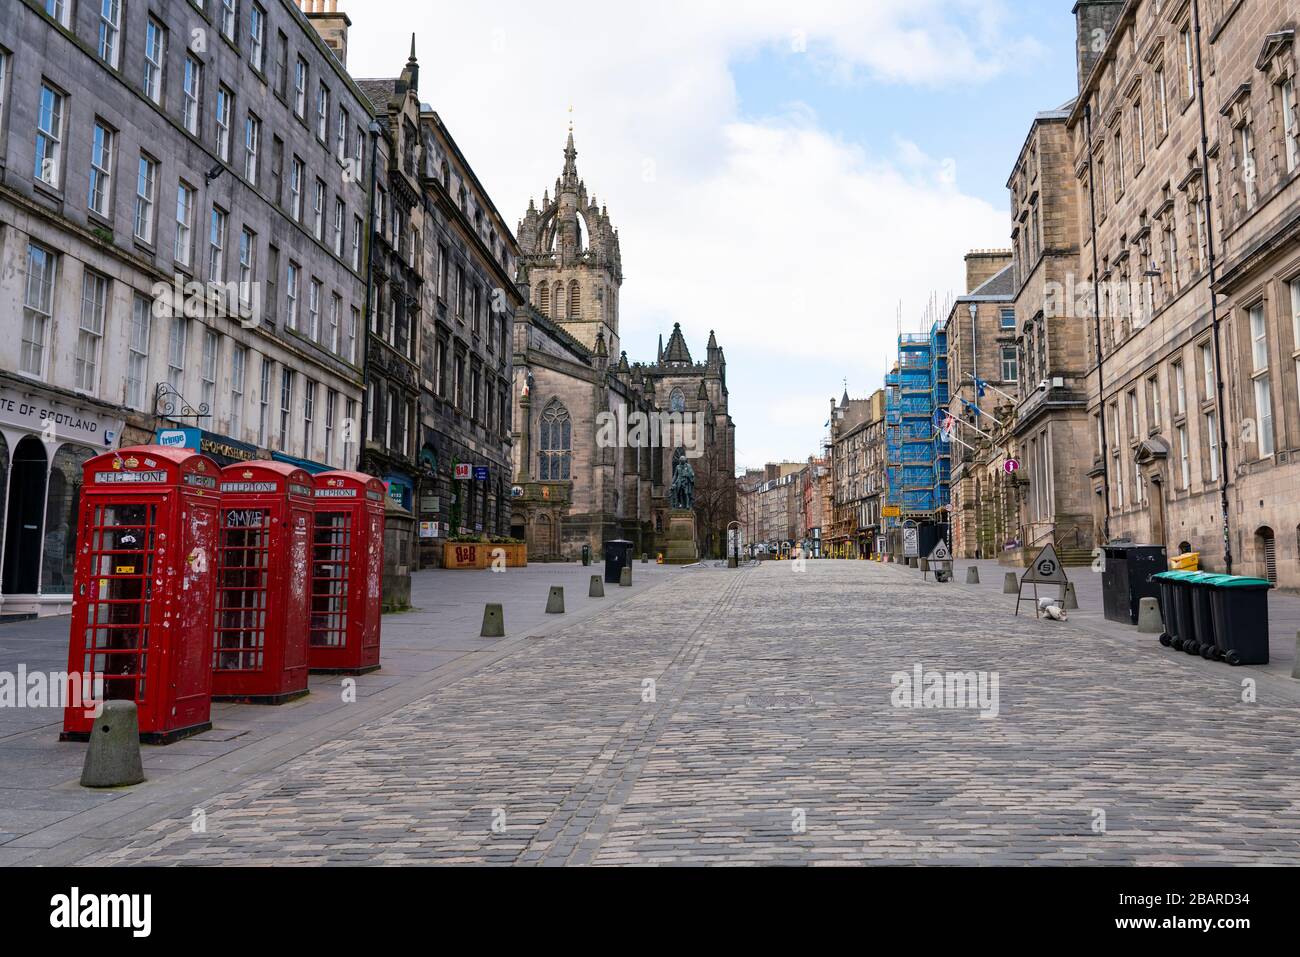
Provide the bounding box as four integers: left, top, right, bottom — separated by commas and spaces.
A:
919, 558, 929, 573
620, 567, 632, 587
546, 586, 565, 614
1062, 582, 1079, 610
1003, 572, 1019, 594
589, 575, 605, 598
1292, 633, 1300, 680
727, 556, 738, 568
641, 553, 648, 563
80, 700, 145, 789
1136, 596, 1163, 634
965, 566, 980, 585
481, 603, 505, 637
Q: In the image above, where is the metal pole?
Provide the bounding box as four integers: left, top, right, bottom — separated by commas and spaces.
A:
1083, 102, 1112, 544
356, 121, 382, 472
1190, 0, 1234, 574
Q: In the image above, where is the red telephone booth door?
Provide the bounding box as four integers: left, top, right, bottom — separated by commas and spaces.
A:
360, 506, 384, 662
76, 499, 160, 710
309, 472, 384, 674
212, 463, 312, 703
63, 447, 220, 743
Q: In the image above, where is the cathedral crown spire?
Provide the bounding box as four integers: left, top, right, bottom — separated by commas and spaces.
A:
561, 129, 579, 191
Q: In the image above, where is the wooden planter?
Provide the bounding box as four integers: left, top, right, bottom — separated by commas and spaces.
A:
443, 542, 528, 569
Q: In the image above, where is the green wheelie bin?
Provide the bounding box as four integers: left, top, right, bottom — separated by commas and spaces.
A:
1154, 570, 1200, 651
1152, 571, 1189, 648
1207, 575, 1273, 666
1185, 573, 1231, 658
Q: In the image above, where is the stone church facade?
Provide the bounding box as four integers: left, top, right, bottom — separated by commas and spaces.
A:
509, 133, 736, 560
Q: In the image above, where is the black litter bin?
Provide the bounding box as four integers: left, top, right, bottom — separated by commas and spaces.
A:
1207, 576, 1272, 666
1102, 543, 1167, 625
603, 539, 634, 584
581, 544, 591, 567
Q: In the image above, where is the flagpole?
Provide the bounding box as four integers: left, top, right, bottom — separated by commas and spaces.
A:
954, 398, 1005, 428
961, 374, 1016, 404
944, 414, 994, 442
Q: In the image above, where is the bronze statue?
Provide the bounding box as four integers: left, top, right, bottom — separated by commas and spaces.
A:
669, 447, 695, 510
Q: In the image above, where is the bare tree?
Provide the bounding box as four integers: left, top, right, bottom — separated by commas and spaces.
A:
691, 444, 736, 558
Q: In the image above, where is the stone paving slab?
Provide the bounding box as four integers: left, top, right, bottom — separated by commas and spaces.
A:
57, 560, 1300, 867
0, 560, 676, 857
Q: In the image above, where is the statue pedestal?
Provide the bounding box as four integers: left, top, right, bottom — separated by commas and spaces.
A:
663, 509, 699, 564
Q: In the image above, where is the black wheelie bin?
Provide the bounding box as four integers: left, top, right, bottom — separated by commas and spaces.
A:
1207, 575, 1273, 666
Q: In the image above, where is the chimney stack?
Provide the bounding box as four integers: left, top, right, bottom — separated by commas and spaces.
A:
297, 0, 350, 69
963, 249, 1013, 294
1073, 1, 1124, 93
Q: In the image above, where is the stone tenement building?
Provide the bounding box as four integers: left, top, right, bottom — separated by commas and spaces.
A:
1067, 0, 1300, 587
1005, 99, 1095, 567
0, 0, 372, 615
413, 104, 519, 557
305, 9, 518, 579
510, 132, 735, 560
800, 457, 829, 557
944, 251, 1020, 560
828, 389, 885, 558
736, 461, 804, 551
345, 24, 521, 565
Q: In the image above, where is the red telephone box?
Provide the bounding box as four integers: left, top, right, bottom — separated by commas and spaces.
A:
212, 462, 314, 703
62, 446, 220, 744
309, 471, 385, 674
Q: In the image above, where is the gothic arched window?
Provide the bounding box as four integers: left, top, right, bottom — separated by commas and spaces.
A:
538, 401, 572, 481
669, 388, 686, 413
537, 282, 550, 317
568, 280, 580, 320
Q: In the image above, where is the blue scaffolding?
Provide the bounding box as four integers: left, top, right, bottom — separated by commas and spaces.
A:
884, 325, 951, 531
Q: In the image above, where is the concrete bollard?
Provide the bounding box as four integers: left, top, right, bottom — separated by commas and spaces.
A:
641, 553, 648, 563
1292, 633, 1300, 680
919, 558, 929, 573
1062, 582, 1079, 610
80, 700, 145, 788
481, 603, 505, 637
589, 575, 604, 598
965, 566, 980, 585
620, 567, 632, 587
546, 586, 565, 614
1003, 572, 1019, 594
1136, 596, 1163, 634
727, 556, 738, 568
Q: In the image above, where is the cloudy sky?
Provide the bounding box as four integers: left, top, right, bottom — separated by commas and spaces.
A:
345, 0, 1077, 468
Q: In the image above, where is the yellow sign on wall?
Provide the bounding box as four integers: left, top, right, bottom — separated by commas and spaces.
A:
882, 506, 901, 518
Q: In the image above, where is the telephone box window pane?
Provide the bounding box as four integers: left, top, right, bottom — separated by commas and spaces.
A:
83, 503, 157, 702
310, 511, 350, 647
215, 508, 270, 671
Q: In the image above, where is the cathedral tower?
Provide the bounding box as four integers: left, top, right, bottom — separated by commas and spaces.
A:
517, 129, 623, 354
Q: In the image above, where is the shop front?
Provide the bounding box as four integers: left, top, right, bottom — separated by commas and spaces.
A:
0, 376, 123, 618
272, 450, 332, 476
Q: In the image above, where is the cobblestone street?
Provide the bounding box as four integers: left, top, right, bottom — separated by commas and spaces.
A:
73, 561, 1300, 866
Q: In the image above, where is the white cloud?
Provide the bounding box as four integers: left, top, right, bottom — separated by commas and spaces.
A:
345, 1, 1025, 465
